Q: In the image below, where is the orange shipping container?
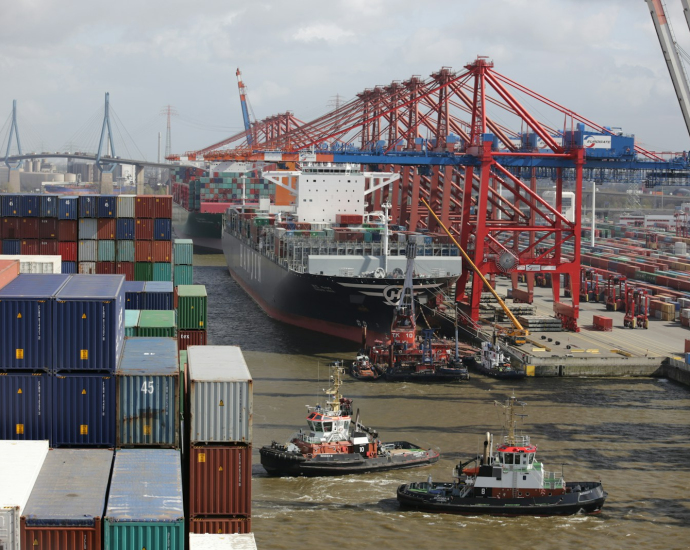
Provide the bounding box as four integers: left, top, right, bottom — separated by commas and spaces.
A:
153, 240, 172, 263
0, 259, 20, 290
135, 241, 152, 262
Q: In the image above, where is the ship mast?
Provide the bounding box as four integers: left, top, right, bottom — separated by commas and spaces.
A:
325, 361, 344, 413
495, 395, 525, 446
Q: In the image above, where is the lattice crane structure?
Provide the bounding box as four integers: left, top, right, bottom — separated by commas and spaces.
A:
174, 57, 690, 331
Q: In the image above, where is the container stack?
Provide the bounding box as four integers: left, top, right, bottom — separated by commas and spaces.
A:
20, 449, 113, 549
104, 449, 185, 550
187, 346, 253, 535
174, 238, 194, 286
189, 534, 257, 550
176, 284, 209, 351
0, 194, 173, 281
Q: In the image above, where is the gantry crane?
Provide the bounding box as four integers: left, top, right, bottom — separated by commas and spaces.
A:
236, 68, 254, 146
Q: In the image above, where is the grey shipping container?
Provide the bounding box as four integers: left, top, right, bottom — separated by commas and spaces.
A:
116, 338, 179, 448
78, 261, 97, 274
21, 449, 113, 550
188, 346, 253, 444
0, 273, 71, 371
189, 534, 257, 550
116, 195, 135, 218
78, 240, 98, 262
116, 240, 134, 263
104, 449, 184, 550
98, 240, 116, 263
54, 274, 125, 372
0, 441, 49, 550
78, 218, 98, 240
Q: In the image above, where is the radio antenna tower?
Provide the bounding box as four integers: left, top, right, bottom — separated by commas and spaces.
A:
161, 105, 177, 161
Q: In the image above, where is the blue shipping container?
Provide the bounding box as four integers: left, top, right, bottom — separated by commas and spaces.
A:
0, 372, 51, 441
98, 195, 117, 218
0, 195, 21, 217
21, 195, 40, 217
79, 195, 97, 218
62, 261, 77, 274
116, 218, 135, 240
58, 197, 78, 219
104, 449, 184, 550
52, 373, 116, 447
153, 219, 172, 241
142, 282, 173, 310
23, 449, 113, 526
116, 338, 179, 448
124, 281, 145, 310
0, 274, 71, 371
2, 239, 21, 254
54, 274, 125, 372
40, 195, 59, 217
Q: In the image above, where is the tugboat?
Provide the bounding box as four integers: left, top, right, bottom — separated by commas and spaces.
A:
468, 326, 526, 380
350, 353, 381, 381
361, 242, 471, 382
259, 362, 439, 476
397, 395, 607, 515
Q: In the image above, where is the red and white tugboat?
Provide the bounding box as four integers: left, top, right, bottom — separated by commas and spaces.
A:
397, 396, 607, 515
259, 362, 439, 476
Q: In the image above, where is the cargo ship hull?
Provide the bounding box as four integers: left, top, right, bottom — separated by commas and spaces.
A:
172, 203, 222, 252
222, 231, 457, 343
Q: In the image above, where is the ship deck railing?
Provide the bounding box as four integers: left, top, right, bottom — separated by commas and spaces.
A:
503, 435, 531, 446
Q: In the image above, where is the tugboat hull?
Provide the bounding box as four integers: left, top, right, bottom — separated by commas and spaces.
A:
260, 442, 439, 477
397, 481, 607, 516
382, 367, 470, 382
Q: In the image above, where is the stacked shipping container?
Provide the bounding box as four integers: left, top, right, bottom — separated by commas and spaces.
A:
174, 239, 194, 286
187, 346, 253, 534
0, 194, 173, 281
176, 285, 208, 351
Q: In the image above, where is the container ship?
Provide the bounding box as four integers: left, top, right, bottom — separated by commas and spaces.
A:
221, 164, 462, 343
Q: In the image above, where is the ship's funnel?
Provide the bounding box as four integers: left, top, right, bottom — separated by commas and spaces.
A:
482, 431, 491, 465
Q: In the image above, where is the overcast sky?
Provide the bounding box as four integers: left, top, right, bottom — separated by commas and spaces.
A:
2, 0, 690, 161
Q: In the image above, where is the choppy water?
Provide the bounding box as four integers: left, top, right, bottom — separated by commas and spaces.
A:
197, 265, 690, 550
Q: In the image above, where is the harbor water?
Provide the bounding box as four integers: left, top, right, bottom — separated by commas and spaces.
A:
197, 264, 690, 550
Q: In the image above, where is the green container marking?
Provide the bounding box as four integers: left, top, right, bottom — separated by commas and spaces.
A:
153, 262, 172, 282
135, 262, 153, 282
173, 265, 193, 286
176, 285, 207, 329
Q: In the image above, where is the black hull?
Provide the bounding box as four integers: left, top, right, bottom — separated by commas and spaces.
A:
464, 357, 526, 380
260, 442, 439, 477
382, 367, 470, 382
222, 230, 458, 343
397, 481, 607, 516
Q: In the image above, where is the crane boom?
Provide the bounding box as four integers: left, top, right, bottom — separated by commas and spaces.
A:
682, 0, 690, 32
646, 0, 690, 138
236, 68, 253, 146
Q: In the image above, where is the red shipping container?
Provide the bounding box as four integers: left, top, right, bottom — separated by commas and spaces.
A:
21, 519, 102, 550
189, 517, 251, 534
135, 195, 156, 218
39, 240, 58, 255
21, 239, 39, 255
116, 262, 135, 281
97, 218, 116, 240
96, 261, 116, 274
1, 217, 20, 239
593, 315, 612, 331
59, 241, 77, 262
58, 220, 78, 242
135, 241, 152, 262
19, 217, 39, 239
178, 330, 207, 351
189, 445, 251, 516
39, 218, 58, 239
153, 195, 173, 219
135, 218, 153, 240
153, 240, 172, 263
685, 339, 690, 353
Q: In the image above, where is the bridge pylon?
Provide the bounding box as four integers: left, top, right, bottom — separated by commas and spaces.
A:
96, 92, 117, 175
2, 100, 22, 192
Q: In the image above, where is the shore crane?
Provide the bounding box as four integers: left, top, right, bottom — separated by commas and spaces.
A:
236, 68, 255, 146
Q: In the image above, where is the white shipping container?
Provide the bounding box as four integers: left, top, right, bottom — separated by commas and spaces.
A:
0, 440, 50, 550
188, 346, 253, 444
0, 255, 61, 273
117, 195, 136, 218
189, 534, 257, 550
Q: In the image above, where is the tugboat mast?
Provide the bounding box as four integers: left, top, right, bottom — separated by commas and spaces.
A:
495, 395, 525, 446
325, 362, 344, 413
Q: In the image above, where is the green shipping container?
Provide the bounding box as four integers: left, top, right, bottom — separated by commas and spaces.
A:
176, 285, 207, 329
98, 240, 116, 262
173, 239, 193, 265
135, 262, 153, 282
173, 265, 193, 286
138, 310, 176, 337
117, 240, 135, 262
153, 262, 172, 282
125, 310, 140, 336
